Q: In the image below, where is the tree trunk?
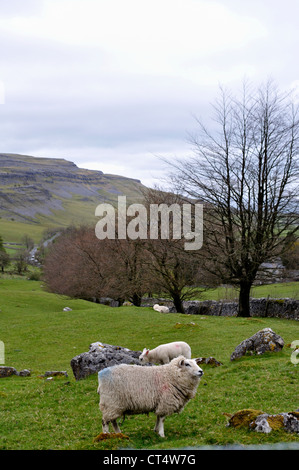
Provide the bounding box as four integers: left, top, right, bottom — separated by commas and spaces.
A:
173, 294, 185, 313
132, 293, 142, 307
238, 281, 252, 317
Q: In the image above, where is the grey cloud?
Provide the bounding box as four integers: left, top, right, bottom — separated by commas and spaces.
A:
0, 0, 42, 17
0, 28, 206, 155
1, 0, 299, 187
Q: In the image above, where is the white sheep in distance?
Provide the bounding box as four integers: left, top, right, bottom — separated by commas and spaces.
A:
97, 356, 203, 437
139, 341, 191, 365
153, 304, 170, 313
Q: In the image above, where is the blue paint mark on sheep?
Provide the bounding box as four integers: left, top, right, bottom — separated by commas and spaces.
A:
98, 366, 113, 382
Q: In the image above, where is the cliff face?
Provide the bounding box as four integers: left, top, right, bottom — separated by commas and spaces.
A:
0, 154, 103, 181
0, 153, 144, 224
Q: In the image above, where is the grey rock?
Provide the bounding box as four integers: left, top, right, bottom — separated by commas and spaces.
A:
0, 366, 18, 377
70, 342, 143, 380
43, 370, 68, 378
284, 412, 299, 434
98, 297, 120, 307
254, 415, 272, 433
230, 328, 284, 361
252, 412, 299, 434
18, 369, 31, 377
195, 357, 223, 367
0, 366, 31, 377
228, 408, 299, 434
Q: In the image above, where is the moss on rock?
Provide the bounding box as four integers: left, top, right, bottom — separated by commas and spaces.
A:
267, 414, 284, 430
226, 408, 299, 434
228, 409, 265, 428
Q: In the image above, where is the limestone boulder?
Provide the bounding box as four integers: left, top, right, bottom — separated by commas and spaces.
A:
70, 342, 143, 380
0, 366, 18, 377
226, 409, 299, 434
230, 328, 284, 361
0, 366, 31, 377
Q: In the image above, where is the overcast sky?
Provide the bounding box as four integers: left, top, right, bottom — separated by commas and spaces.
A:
0, 0, 299, 187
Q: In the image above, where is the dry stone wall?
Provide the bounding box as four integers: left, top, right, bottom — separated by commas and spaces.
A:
142, 297, 299, 320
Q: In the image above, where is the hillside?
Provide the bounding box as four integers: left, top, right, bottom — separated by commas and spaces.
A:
0, 278, 298, 449
0, 153, 146, 242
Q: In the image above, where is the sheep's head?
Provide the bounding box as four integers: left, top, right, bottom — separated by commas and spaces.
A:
175, 356, 204, 379
139, 348, 150, 363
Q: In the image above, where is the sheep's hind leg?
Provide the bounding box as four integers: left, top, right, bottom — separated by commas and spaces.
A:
154, 416, 165, 437
111, 419, 121, 433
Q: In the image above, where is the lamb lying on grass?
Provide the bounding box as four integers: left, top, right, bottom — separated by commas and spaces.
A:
97, 356, 203, 437
153, 304, 170, 313
139, 341, 191, 364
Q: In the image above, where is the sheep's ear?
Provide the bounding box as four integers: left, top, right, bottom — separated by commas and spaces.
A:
178, 358, 185, 367
145, 349, 149, 356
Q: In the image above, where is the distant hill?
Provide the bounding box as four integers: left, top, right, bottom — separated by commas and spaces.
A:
0, 153, 146, 242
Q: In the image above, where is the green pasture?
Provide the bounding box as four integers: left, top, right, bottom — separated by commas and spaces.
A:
0, 279, 298, 450
198, 282, 299, 301
0, 219, 47, 244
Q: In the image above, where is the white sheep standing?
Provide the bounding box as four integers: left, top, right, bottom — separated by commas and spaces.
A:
153, 304, 170, 313
97, 355, 203, 437
139, 341, 191, 365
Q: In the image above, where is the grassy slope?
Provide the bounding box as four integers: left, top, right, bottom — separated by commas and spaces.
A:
0, 219, 47, 244
0, 279, 298, 450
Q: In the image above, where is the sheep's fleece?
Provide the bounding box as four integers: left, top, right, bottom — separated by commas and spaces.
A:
97, 355, 203, 437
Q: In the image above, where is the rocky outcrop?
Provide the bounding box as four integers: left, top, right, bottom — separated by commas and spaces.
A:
230, 328, 284, 361
0, 153, 144, 222
70, 342, 143, 380
0, 366, 30, 377
226, 408, 299, 434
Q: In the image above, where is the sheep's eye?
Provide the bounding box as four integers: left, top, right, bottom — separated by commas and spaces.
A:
186, 363, 191, 367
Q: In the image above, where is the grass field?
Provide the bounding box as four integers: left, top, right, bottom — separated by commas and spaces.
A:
0, 278, 298, 450
197, 282, 299, 301
0, 219, 48, 244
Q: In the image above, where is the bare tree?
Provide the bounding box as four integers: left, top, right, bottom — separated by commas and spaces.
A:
43, 227, 112, 299
43, 226, 151, 306
167, 81, 299, 316
22, 235, 34, 251
142, 188, 204, 313
145, 237, 202, 313
110, 237, 151, 306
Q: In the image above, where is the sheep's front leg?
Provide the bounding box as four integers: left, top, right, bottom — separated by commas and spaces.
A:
154, 416, 165, 437
102, 418, 110, 433
111, 419, 121, 433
